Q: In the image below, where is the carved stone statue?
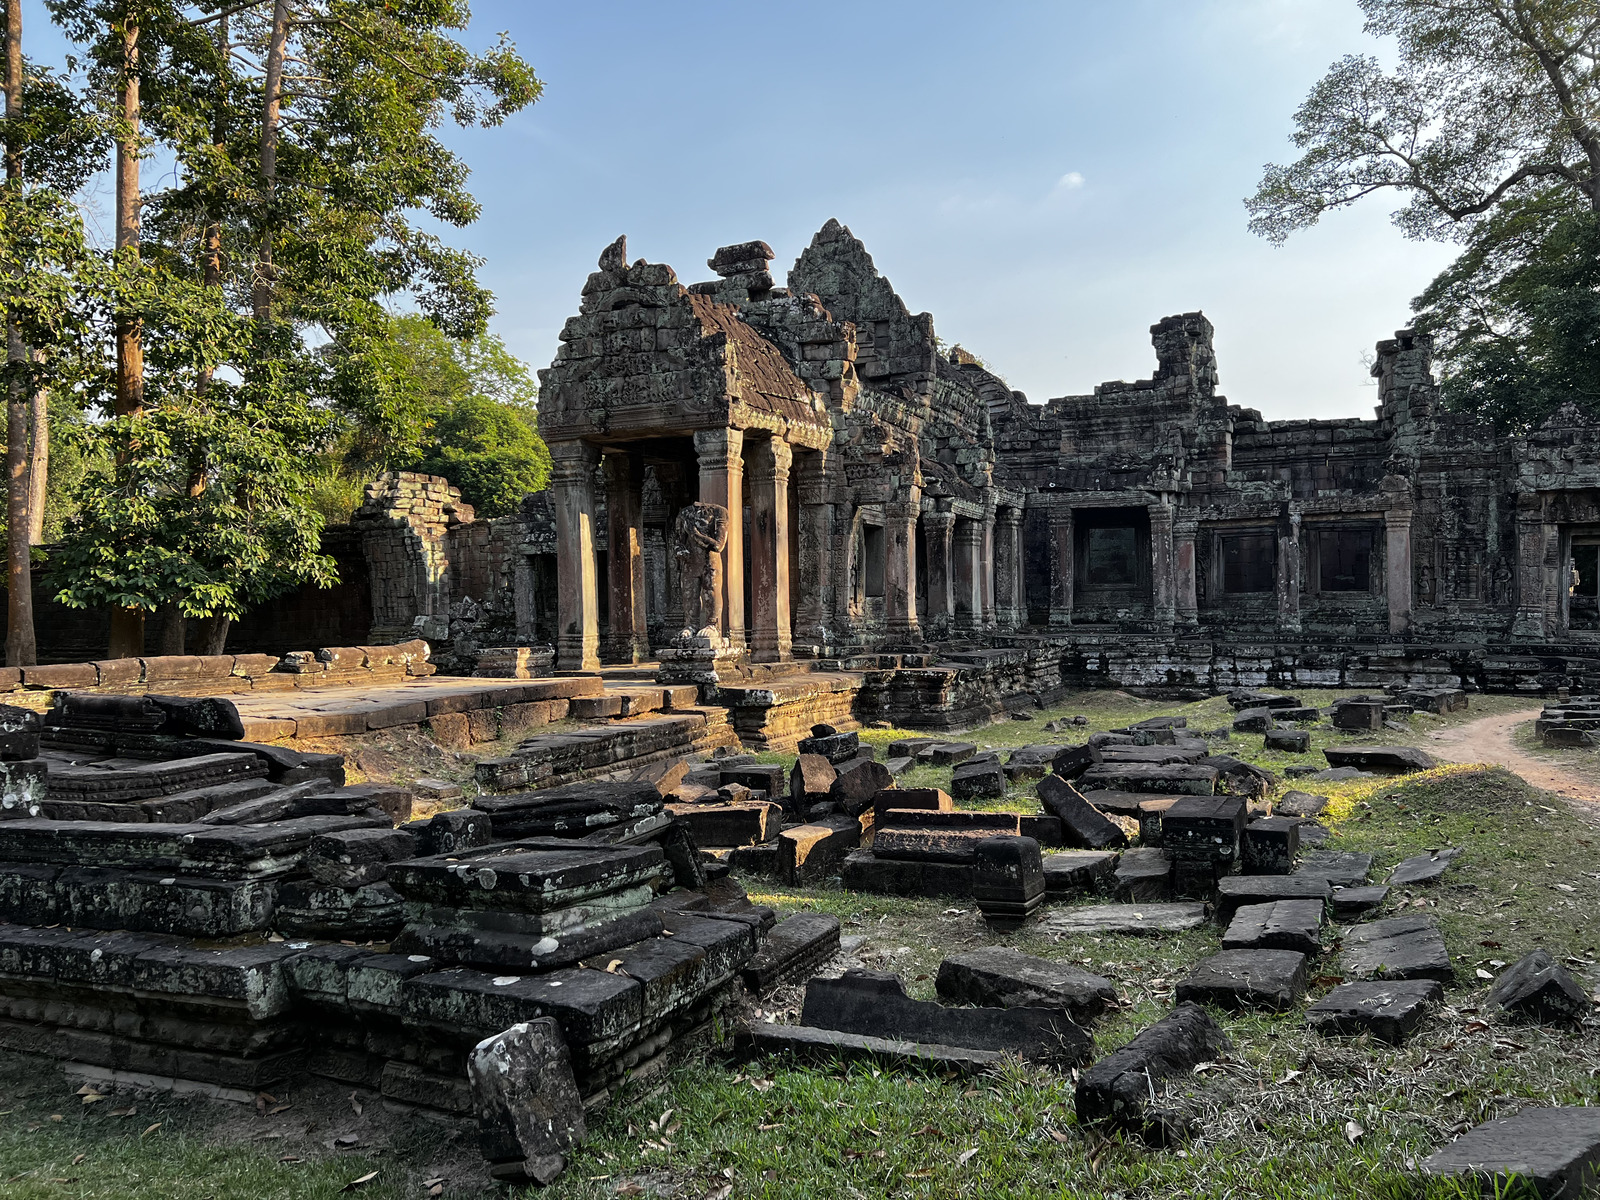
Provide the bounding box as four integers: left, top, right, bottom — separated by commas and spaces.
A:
673, 502, 730, 640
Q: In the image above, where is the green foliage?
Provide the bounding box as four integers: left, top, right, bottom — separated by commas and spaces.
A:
1248, 0, 1600, 423
1414, 199, 1600, 428
414, 393, 550, 518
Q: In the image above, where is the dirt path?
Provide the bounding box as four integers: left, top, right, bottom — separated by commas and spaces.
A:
1424, 708, 1600, 807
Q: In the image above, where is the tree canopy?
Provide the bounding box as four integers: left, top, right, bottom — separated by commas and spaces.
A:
1248, 0, 1600, 428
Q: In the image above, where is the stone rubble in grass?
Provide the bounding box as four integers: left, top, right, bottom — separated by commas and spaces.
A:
1340, 916, 1453, 982
936, 946, 1117, 1023
1074, 1002, 1232, 1144
1039, 902, 1208, 936
1175, 949, 1309, 1011
1387, 846, 1460, 885
1484, 948, 1591, 1025
1220, 899, 1324, 956
1420, 1107, 1600, 1198
1307, 979, 1443, 1044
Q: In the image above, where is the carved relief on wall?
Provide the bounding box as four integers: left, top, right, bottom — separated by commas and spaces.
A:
672, 502, 730, 642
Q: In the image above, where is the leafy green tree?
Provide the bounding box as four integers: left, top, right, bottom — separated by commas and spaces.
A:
414, 393, 549, 518
1247, 0, 1600, 426
42, 0, 541, 653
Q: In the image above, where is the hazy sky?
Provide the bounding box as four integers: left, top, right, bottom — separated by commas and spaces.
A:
29, 0, 1459, 420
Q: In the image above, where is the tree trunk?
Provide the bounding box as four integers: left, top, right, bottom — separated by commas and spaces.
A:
114, 16, 142, 420
155, 602, 185, 654
198, 611, 230, 656
4, 0, 34, 667
26, 382, 44, 544
253, 0, 288, 324
109, 15, 144, 659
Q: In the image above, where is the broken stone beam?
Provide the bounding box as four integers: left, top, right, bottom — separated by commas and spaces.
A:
468, 1018, 585, 1187
1074, 1003, 1231, 1144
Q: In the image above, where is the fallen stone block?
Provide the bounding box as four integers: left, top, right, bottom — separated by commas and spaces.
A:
468, 1018, 584, 1187
1074, 1003, 1231, 1144
1040, 902, 1206, 936
387, 843, 665, 913
1228, 690, 1299, 711
779, 817, 860, 884
1241, 816, 1300, 875
1332, 700, 1385, 732
1043, 850, 1119, 899
800, 969, 1091, 1066
739, 913, 840, 993
1277, 707, 1322, 723
307, 827, 419, 887
839, 850, 973, 898
1115, 847, 1172, 902
274, 880, 406, 940
1162, 796, 1246, 869
1388, 847, 1460, 885
396, 907, 664, 973
950, 760, 1005, 801
1421, 1106, 1600, 1199
936, 947, 1115, 1023
1276, 790, 1329, 817
1076, 762, 1218, 795
1037, 775, 1126, 850
1176, 949, 1308, 1011
749, 1023, 1004, 1073
1136, 797, 1181, 844
1294, 850, 1374, 887
877, 809, 1018, 834
871, 826, 1001, 864
829, 760, 893, 816
1232, 707, 1274, 734
797, 730, 859, 765
1220, 900, 1324, 956
1341, 916, 1452, 982
1485, 949, 1591, 1025
1049, 743, 1102, 781
1079, 790, 1154, 818
0, 704, 41, 761
666, 801, 780, 848
1019, 814, 1063, 846
927, 742, 976, 766
1329, 885, 1389, 918
1308, 980, 1442, 1044
471, 781, 664, 838
1263, 728, 1310, 753
1214, 874, 1332, 923
789, 754, 836, 815
972, 835, 1045, 931
1322, 746, 1436, 774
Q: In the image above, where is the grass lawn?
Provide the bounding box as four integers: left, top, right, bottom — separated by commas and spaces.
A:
1, 689, 1595, 1199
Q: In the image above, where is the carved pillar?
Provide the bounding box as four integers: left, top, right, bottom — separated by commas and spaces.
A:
604, 451, 648, 663
793, 450, 831, 651
922, 509, 955, 638
993, 508, 1021, 630
1049, 504, 1074, 626
747, 437, 793, 662
1386, 507, 1415, 637
1511, 492, 1548, 640
550, 440, 601, 671
954, 518, 983, 630
1174, 518, 1198, 630
979, 504, 997, 630
885, 492, 921, 644
1274, 513, 1302, 635
695, 428, 745, 648
1149, 501, 1176, 627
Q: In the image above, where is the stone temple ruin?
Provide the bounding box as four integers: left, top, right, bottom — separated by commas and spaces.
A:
0, 220, 1598, 1189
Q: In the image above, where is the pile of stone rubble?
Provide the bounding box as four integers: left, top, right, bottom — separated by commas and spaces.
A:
1537, 694, 1600, 748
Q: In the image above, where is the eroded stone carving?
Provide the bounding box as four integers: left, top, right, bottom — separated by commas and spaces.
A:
674, 501, 730, 641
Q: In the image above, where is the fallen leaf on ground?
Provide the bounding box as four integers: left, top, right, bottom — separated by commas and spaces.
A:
141, 1123, 161, 1137
1345, 1120, 1364, 1144
957, 1147, 979, 1165
341, 1170, 379, 1191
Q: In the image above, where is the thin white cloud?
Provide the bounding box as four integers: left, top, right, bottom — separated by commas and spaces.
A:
1054, 171, 1085, 191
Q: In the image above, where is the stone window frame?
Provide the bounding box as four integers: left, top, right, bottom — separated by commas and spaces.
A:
1218, 530, 1278, 595
1199, 524, 1278, 603
1302, 519, 1384, 600
1073, 506, 1151, 606
847, 505, 888, 613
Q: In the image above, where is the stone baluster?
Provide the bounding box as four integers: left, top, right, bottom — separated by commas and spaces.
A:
1174, 518, 1199, 631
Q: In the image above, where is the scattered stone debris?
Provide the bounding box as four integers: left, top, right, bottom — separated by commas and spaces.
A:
1388, 847, 1460, 885
1484, 949, 1591, 1025
1074, 1003, 1232, 1144
936, 947, 1117, 1023
1307, 980, 1443, 1044
1040, 902, 1208, 936
1176, 949, 1309, 1011
1220, 899, 1324, 956
1421, 1107, 1600, 1198
1341, 916, 1453, 982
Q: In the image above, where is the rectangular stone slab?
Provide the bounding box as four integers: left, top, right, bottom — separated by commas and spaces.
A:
1175, 949, 1308, 1011
1307, 979, 1442, 1044
1076, 763, 1218, 795
1421, 1106, 1600, 1199
395, 908, 665, 972
0, 863, 278, 937
871, 827, 1000, 864
738, 913, 839, 994
1388, 847, 1460, 885
800, 969, 1091, 1066
1214, 874, 1332, 923
1115, 847, 1172, 902
1162, 796, 1247, 867
1322, 746, 1436, 774
1340, 916, 1452, 982
402, 965, 643, 1044
749, 1023, 1005, 1073
839, 850, 974, 898
876, 809, 1020, 833
665, 801, 780, 848
1037, 775, 1126, 850
1220, 900, 1324, 956
778, 817, 860, 885
1039, 902, 1207, 936
1044, 850, 1119, 898
1241, 816, 1300, 875
936, 946, 1115, 1023
1294, 850, 1374, 887
385, 843, 665, 912
1329, 885, 1389, 918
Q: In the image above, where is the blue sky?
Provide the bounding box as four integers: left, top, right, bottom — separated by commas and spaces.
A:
29, 0, 1458, 419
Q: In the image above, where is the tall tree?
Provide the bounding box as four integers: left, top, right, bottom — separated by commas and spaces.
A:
5, 0, 32, 666
1247, 0, 1600, 427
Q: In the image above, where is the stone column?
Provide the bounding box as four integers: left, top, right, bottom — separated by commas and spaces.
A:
1277, 513, 1302, 635
1386, 508, 1415, 636
1149, 501, 1176, 627
994, 508, 1022, 629
1174, 518, 1198, 630
549, 440, 601, 671
1048, 504, 1074, 626
885, 493, 921, 644
694, 427, 745, 648
604, 451, 648, 663
1511, 492, 1547, 640
747, 437, 793, 662
922, 509, 955, 638
954, 519, 983, 630
979, 504, 997, 630
793, 450, 831, 651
